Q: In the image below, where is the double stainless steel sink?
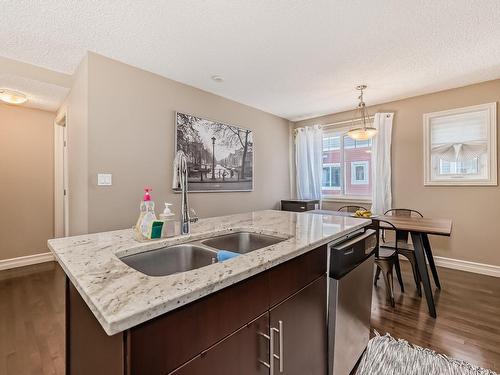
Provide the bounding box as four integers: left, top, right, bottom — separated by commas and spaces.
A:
201, 232, 284, 254
120, 231, 285, 277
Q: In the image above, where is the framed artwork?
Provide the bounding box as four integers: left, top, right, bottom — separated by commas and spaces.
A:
175, 112, 254, 192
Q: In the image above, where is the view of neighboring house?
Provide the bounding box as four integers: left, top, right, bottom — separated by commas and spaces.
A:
322, 133, 372, 198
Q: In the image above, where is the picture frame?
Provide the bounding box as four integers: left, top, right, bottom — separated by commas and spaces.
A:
174, 111, 254, 192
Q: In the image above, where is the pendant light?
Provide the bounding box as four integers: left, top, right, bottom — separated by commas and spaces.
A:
347, 85, 377, 141
0, 89, 28, 105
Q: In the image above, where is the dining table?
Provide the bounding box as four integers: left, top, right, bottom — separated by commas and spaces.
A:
310, 209, 453, 318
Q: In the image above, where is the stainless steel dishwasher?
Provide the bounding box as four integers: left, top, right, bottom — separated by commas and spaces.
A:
327, 228, 377, 375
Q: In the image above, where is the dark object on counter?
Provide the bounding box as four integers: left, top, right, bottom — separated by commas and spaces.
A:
281, 199, 319, 212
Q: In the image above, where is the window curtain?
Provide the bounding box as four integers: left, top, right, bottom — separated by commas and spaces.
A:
295, 125, 323, 202
371, 113, 394, 215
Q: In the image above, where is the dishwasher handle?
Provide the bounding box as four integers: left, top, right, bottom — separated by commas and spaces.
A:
329, 229, 377, 279
331, 229, 376, 252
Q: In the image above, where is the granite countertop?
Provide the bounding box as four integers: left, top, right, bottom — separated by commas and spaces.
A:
48, 210, 370, 335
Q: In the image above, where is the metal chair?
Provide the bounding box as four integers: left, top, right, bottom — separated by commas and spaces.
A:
338, 205, 368, 213
381, 208, 423, 296
374, 219, 404, 307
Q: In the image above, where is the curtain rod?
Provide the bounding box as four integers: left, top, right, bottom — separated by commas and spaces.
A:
293, 115, 375, 134
320, 115, 375, 129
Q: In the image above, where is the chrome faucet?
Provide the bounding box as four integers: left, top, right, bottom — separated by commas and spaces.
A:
174, 150, 199, 234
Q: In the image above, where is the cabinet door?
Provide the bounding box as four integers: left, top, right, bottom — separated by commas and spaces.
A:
171, 313, 270, 375
269, 276, 327, 375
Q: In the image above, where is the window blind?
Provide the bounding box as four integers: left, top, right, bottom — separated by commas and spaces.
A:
430, 109, 489, 162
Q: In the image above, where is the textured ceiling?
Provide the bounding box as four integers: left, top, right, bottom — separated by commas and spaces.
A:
1, 1, 500, 120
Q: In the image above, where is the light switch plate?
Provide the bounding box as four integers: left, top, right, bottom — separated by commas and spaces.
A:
97, 173, 112, 186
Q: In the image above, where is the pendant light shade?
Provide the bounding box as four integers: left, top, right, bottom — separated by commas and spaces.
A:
347, 85, 377, 141
347, 126, 378, 141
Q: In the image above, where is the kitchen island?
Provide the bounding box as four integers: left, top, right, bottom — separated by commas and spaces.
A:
49, 209, 371, 375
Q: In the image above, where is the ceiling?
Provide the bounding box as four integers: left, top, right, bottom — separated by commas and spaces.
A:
1, 1, 499, 120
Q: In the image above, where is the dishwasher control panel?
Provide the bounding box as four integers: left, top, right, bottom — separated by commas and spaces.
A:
329, 229, 377, 279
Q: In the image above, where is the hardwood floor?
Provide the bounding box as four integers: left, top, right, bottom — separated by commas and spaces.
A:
371, 261, 500, 372
0, 261, 499, 374
0, 262, 65, 375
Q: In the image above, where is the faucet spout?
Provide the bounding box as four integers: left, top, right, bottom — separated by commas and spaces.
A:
174, 151, 198, 235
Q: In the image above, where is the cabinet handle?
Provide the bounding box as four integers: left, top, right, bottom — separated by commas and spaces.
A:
278, 320, 284, 372
270, 321, 284, 374
259, 359, 271, 369
271, 327, 277, 375
257, 332, 271, 369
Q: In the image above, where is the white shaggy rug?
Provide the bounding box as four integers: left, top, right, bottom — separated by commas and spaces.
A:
356, 332, 497, 375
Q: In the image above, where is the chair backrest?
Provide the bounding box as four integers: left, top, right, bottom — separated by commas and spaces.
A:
338, 205, 368, 213
383, 208, 423, 244
376, 219, 398, 258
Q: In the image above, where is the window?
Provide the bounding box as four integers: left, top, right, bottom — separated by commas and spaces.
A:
351, 161, 369, 185
322, 163, 341, 190
424, 102, 497, 185
344, 137, 372, 149
322, 128, 372, 198
439, 159, 479, 175
323, 136, 340, 151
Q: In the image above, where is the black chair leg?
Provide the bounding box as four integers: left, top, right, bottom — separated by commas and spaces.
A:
374, 266, 381, 286
382, 269, 395, 307
394, 255, 405, 293
376, 261, 396, 307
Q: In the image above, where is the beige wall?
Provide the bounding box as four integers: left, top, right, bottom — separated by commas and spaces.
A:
57, 56, 89, 236
294, 79, 500, 266
0, 103, 55, 260
67, 52, 290, 233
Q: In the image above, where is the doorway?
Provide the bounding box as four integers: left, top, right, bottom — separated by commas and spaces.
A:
54, 113, 68, 237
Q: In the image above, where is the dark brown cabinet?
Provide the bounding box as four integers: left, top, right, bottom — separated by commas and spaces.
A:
66, 245, 328, 375
269, 276, 327, 375
171, 276, 327, 375
170, 313, 270, 375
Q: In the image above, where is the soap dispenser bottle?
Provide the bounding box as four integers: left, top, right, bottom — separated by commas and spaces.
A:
159, 203, 176, 238
135, 188, 157, 238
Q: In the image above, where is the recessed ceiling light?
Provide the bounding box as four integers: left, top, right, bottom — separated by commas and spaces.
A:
0, 89, 28, 105
211, 75, 224, 83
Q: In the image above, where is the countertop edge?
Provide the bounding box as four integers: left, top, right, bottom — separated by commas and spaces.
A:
51, 212, 371, 336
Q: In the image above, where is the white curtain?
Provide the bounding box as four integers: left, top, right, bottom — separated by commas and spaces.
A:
371, 113, 394, 215
295, 125, 323, 202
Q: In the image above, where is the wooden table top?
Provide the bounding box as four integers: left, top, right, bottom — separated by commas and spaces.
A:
309, 210, 452, 236
377, 215, 452, 236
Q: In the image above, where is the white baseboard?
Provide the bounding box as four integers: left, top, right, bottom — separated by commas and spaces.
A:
400, 254, 500, 278
432, 256, 500, 278
0, 252, 55, 271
